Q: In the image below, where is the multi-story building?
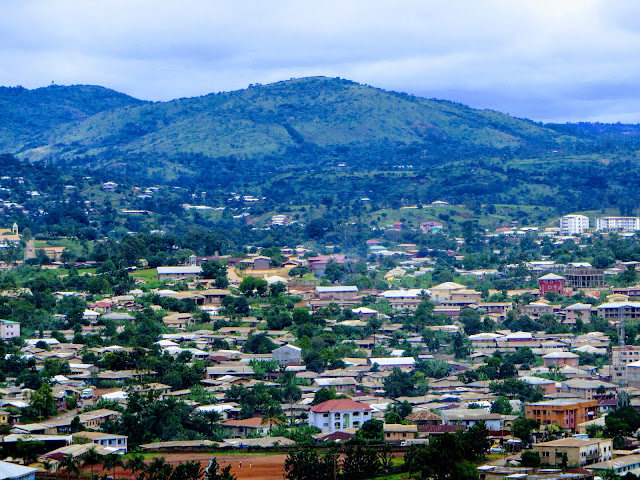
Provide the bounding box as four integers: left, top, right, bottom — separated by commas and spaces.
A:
526, 399, 598, 432
596, 216, 640, 232
538, 273, 565, 296
596, 301, 640, 321
308, 399, 373, 433
533, 437, 612, 467
609, 346, 640, 381
560, 215, 590, 236
0, 319, 20, 339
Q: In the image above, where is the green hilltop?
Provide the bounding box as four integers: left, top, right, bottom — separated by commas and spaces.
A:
2, 76, 579, 163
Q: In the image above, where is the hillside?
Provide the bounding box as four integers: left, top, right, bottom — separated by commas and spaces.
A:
0, 84, 146, 153
2, 77, 580, 164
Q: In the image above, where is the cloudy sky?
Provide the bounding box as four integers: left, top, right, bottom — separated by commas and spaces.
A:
2, 0, 640, 123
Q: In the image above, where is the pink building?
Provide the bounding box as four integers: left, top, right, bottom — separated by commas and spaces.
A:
0, 320, 20, 339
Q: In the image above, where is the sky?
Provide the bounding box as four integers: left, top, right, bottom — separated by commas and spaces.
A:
2, 0, 640, 123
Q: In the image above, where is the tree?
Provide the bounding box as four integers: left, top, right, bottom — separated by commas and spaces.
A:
15, 438, 45, 464
452, 332, 472, 359
42, 460, 54, 480
490, 396, 513, 415
201, 261, 229, 288
205, 458, 236, 480
324, 258, 345, 283
243, 333, 277, 354
520, 451, 541, 468
27, 383, 57, 420
262, 402, 285, 434
357, 419, 384, 443
311, 387, 345, 405
289, 266, 311, 278
383, 367, 415, 398
102, 453, 124, 479
511, 417, 540, 445
342, 445, 381, 480
59, 454, 80, 480
82, 446, 102, 480
284, 449, 338, 480
126, 454, 148, 480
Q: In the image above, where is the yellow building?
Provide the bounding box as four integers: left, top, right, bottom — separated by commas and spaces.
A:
533, 437, 612, 467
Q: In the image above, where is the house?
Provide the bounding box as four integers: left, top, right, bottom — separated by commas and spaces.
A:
439, 409, 501, 431
221, 417, 275, 438
526, 399, 598, 432
157, 266, 202, 280
563, 303, 593, 325
315, 286, 359, 301
272, 344, 302, 364
0, 320, 20, 339
429, 282, 466, 302
73, 432, 128, 454
534, 437, 612, 467
162, 313, 194, 330
383, 423, 417, 443
0, 460, 37, 480
312, 377, 357, 394
252, 256, 271, 270
542, 351, 579, 368
308, 399, 373, 433
36, 246, 66, 262
307, 255, 347, 276
588, 454, 640, 477
538, 273, 565, 296
561, 379, 617, 400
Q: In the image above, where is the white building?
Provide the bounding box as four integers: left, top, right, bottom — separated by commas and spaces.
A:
308, 399, 373, 433
596, 216, 640, 232
0, 320, 20, 339
0, 460, 37, 480
560, 214, 590, 236
73, 432, 128, 454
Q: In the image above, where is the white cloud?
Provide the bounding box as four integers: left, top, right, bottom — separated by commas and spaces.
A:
2, 0, 640, 121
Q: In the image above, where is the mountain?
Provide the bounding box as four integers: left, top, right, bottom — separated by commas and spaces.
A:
1, 77, 580, 164
0, 84, 146, 154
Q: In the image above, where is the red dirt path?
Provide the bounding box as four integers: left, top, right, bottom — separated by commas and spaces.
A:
88, 453, 288, 480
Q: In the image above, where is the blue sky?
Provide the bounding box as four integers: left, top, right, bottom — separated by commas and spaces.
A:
2, 0, 640, 123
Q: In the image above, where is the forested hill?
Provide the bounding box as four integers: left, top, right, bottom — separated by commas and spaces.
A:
1, 77, 584, 166
0, 85, 146, 154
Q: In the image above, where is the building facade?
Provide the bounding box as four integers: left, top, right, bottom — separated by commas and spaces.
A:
596, 216, 640, 232
0, 320, 20, 339
560, 215, 590, 236
533, 437, 612, 467
308, 399, 373, 433
526, 399, 598, 432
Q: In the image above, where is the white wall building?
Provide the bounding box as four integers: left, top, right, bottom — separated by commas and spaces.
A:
308, 399, 373, 433
560, 214, 590, 236
596, 217, 640, 232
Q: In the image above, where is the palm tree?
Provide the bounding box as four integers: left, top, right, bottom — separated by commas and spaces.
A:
261, 403, 285, 435
102, 453, 124, 480
125, 454, 147, 480
145, 456, 172, 480
81, 446, 102, 480
58, 454, 80, 480
200, 410, 222, 436
42, 460, 54, 480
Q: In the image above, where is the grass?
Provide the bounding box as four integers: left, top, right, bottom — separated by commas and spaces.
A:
130, 268, 158, 283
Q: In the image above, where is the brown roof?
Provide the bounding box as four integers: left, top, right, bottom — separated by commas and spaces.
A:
406, 410, 442, 422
